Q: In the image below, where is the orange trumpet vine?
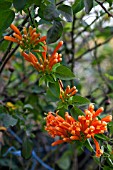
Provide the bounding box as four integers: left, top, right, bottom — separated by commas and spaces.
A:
4, 24, 46, 50
45, 104, 112, 157
21, 41, 63, 72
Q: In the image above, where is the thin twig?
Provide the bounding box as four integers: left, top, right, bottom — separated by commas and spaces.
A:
75, 36, 113, 61
0, 45, 19, 75
28, 8, 35, 27
95, 0, 113, 17
71, 15, 76, 72
1, 42, 13, 63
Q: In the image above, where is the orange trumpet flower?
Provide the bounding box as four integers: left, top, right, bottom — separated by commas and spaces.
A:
4, 24, 46, 50
21, 41, 63, 72
45, 104, 112, 157
58, 80, 78, 101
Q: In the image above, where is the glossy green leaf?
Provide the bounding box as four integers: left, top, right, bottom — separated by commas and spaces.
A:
107, 144, 112, 152
70, 105, 84, 120
84, 0, 93, 13
38, 2, 59, 21
58, 5, 73, 22
72, 0, 84, 14
46, 81, 60, 101
95, 134, 109, 141
85, 139, 94, 152
45, 75, 55, 83
22, 137, 33, 159
3, 114, 17, 128
54, 65, 75, 80
47, 21, 63, 44
13, 0, 27, 10
0, 9, 15, 35
72, 95, 90, 105
39, 75, 46, 86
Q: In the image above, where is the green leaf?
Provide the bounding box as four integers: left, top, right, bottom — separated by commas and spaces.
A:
70, 105, 84, 120
85, 139, 94, 152
54, 65, 75, 80
95, 134, 109, 141
58, 5, 73, 22
52, 63, 61, 72
72, 0, 84, 14
107, 144, 112, 152
0, 1, 12, 9
57, 101, 64, 109
72, 95, 90, 106
103, 166, 113, 170
57, 151, 72, 170
46, 81, 60, 101
0, 9, 15, 35
39, 75, 46, 86
107, 157, 113, 167
47, 21, 63, 44
38, 1, 59, 21
84, 0, 93, 13
105, 73, 113, 80
22, 137, 33, 159
3, 114, 17, 128
45, 75, 55, 83
24, 104, 34, 110
13, 0, 27, 10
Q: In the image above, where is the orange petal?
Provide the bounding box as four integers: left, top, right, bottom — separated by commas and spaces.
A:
65, 86, 70, 95
29, 52, 38, 63
68, 86, 76, 94
10, 24, 21, 37
30, 28, 36, 36
21, 52, 31, 62
70, 136, 79, 140
51, 41, 63, 57
23, 27, 27, 35
88, 103, 94, 112
63, 138, 71, 142
51, 140, 64, 146
49, 59, 58, 69
29, 26, 33, 36
35, 36, 46, 45
13, 33, 22, 41
70, 89, 78, 97
4, 36, 18, 43
42, 45, 47, 60
92, 136, 103, 157
101, 115, 112, 122
93, 107, 104, 118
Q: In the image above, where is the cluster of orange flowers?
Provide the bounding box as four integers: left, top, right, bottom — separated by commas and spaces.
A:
4, 24, 63, 72
59, 80, 78, 101
21, 41, 63, 72
45, 104, 112, 157
4, 24, 46, 50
